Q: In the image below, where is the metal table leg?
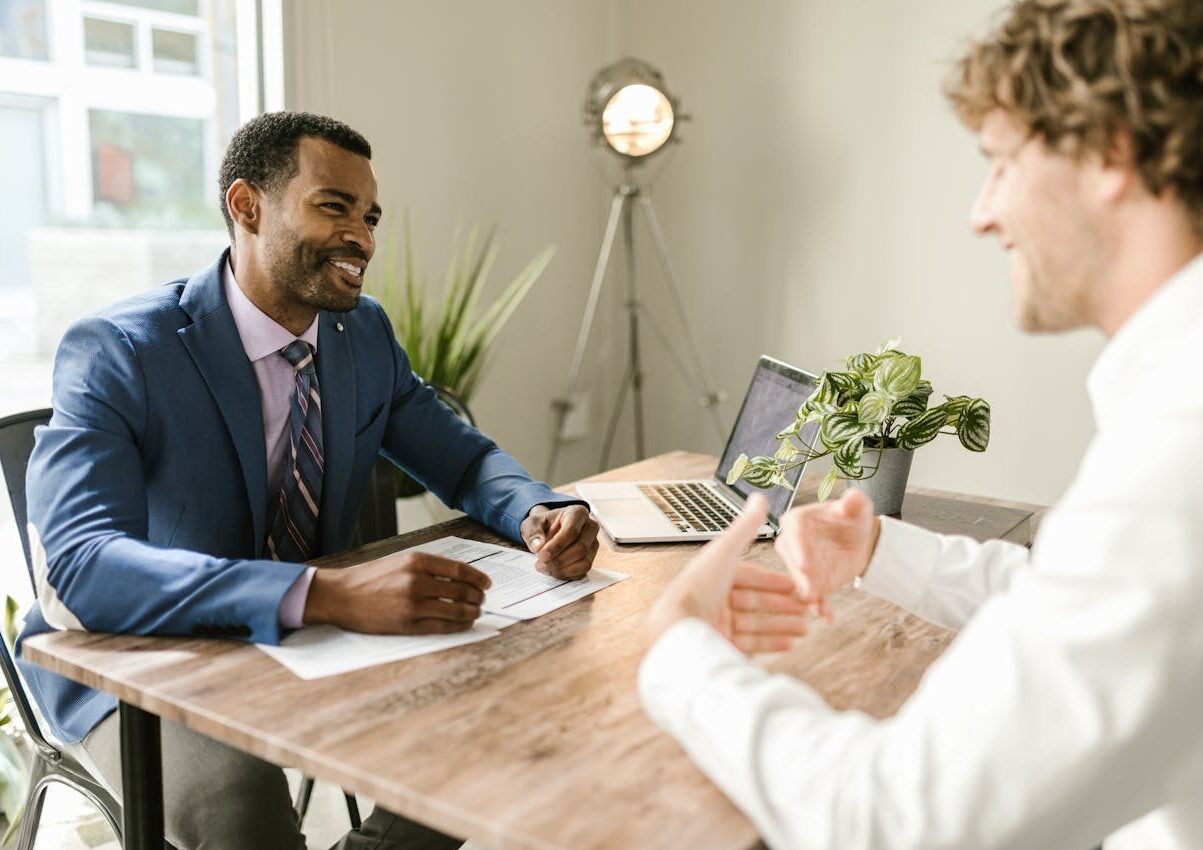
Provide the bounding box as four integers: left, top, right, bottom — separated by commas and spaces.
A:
119, 701, 164, 849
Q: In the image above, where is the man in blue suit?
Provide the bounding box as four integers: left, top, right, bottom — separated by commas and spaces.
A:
18, 111, 599, 849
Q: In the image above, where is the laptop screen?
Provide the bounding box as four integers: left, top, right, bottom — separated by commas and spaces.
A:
715, 357, 820, 523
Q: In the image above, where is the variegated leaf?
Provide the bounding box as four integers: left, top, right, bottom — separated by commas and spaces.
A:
776, 419, 803, 439
725, 453, 750, 486
833, 437, 864, 477
897, 407, 946, 450
857, 390, 890, 425
942, 395, 972, 426
743, 456, 783, 488
817, 468, 840, 502
820, 411, 874, 449
845, 352, 879, 377
876, 337, 903, 355
957, 398, 991, 452
774, 439, 803, 462
891, 379, 933, 418
874, 354, 922, 399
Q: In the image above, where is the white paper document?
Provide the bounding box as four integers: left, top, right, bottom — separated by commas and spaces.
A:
257, 537, 627, 679
410, 536, 628, 620
257, 616, 511, 681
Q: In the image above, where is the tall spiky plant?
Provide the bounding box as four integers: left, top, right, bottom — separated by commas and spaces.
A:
367, 218, 555, 404
364, 218, 554, 496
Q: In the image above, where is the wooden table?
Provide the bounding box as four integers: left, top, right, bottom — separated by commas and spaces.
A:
23, 451, 1040, 850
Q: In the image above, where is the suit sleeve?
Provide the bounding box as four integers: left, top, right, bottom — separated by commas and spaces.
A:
371, 302, 583, 544
26, 316, 304, 645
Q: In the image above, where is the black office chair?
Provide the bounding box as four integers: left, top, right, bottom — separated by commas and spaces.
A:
0, 408, 127, 850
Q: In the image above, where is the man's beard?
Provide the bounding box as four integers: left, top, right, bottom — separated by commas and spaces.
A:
267, 229, 362, 314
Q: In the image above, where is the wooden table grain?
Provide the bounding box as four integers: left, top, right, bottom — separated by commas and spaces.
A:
23, 451, 1043, 850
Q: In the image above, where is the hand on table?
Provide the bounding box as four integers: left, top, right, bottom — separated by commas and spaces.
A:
774, 488, 881, 621
520, 504, 600, 580
304, 550, 491, 634
646, 494, 812, 654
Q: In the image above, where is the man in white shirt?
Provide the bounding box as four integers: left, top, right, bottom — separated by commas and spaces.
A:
639, 2, 1203, 849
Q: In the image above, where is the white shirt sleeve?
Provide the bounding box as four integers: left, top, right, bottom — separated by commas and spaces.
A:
859, 515, 1032, 630
639, 503, 1203, 850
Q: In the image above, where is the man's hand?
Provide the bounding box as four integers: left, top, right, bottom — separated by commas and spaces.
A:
520, 504, 600, 580
774, 488, 881, 621
646, 494, 812, 654
304, 551, 491, 634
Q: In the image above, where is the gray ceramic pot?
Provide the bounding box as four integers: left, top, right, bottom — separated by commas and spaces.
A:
849, 447, 914, 515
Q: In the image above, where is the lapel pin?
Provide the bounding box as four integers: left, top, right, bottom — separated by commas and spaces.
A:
336, 322, 345, 332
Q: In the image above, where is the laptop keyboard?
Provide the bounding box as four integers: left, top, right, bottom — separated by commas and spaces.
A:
639, 482, 740, 533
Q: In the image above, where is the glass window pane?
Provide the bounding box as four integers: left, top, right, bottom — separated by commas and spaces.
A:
106, 0, 199, 16
89, 110, 219, 229
0, 0, 49, 60
84, 16, 136, 68
152, 27, 198, 75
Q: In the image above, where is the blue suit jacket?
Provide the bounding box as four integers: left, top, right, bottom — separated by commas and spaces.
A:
18, 250, 578, 743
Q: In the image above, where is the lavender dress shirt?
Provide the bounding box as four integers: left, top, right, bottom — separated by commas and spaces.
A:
223, 262, 317, 628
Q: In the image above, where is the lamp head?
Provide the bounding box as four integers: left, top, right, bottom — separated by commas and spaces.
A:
584, 58, 681, 161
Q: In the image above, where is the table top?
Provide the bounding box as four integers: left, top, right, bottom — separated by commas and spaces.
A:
23, 451, 1042, 850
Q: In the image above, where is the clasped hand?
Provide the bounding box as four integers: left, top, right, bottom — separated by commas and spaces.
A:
645, 488, 882, 654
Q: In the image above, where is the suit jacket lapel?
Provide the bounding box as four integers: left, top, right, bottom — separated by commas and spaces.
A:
177, 251, 269, 554
316, 311, 354, 553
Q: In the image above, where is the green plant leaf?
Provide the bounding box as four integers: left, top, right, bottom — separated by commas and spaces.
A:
726, 453, 751, 485
742, 456, 784, 489
364, 219, 552, 404
876, 337, 903, 355
820, 411, 874, 449
891, 379, 933, 419
941, 395, 973, 427
817, 468, 840, 502
874, 354, 922, 399
897, 406, 947, 450
844, 352, 879, 377
857, 390, 890, 425
833, 436, 864, 477
957, 398, 991, 452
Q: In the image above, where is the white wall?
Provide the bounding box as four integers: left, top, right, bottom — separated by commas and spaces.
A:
283, 0, 625, 487
284, 0, 1106, 506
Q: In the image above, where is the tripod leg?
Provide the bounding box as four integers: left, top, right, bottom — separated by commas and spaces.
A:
599, 359, 635, 471
638, 193, 728, 445
546, 189, 630, 480
623, 191, 646, 459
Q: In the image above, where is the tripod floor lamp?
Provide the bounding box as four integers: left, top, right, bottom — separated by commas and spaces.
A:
545, 58, 727, 482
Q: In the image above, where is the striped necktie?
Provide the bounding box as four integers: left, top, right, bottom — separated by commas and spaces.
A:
266, 340, 324, 562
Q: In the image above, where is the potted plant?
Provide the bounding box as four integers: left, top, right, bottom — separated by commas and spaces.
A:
365, 219, 555, 498
728, 340, 991, 514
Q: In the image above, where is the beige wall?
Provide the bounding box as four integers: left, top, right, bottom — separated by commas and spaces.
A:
284, 1, 1106, 506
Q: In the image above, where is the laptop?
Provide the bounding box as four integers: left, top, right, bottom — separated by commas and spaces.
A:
577, 356, 820, 543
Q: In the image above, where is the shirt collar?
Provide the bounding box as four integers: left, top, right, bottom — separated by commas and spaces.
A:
1087, 250, 1203, 429
223, 260, 320, 362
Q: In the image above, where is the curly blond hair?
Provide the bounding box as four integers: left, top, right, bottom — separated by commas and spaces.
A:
945, 0, 1203, 222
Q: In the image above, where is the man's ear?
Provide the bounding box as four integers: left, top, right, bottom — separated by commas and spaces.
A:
226, 179, 262, 236
1095, 126, 1139, 204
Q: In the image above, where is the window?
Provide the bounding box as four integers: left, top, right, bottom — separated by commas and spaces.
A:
152, 27, 199, 75
90, 109, 212, 227
84, 16, 137, 68
0, 0, 48, 61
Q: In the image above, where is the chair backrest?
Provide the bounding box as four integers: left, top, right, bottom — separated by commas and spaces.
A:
0, 409, 55, 753
0, 408, 51, 588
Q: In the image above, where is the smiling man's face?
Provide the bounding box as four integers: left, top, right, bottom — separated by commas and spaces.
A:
259, 135, 381, 315
968, 109, 1106, 333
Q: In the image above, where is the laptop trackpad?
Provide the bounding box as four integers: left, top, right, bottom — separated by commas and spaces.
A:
594, 497, 676, 535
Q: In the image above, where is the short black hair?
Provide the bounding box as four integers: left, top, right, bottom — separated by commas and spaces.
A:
218, 111, 372, 239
